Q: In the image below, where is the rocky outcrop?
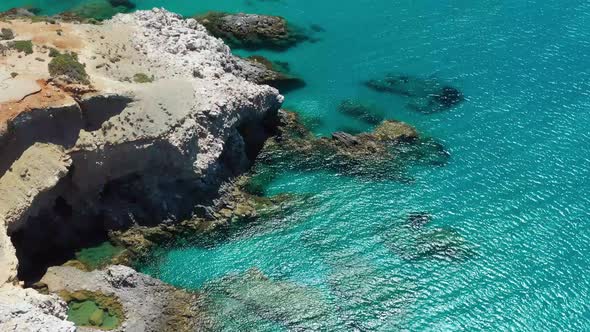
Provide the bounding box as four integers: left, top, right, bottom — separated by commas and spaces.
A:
0, 285, 75, 331
241, 56, 305, 94
365, 74, 464, 113
254, 110, 447, 181
0, 8, 287, 329
0, 8, 283, 282
40, 265, 212, 332
196, 12, 307, 50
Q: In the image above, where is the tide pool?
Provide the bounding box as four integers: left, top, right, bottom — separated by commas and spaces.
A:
3, 0, 590, 330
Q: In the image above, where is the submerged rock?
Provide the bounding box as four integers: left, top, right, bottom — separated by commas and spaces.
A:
61, 0, 133, 21
108, 0, 136, 10
408, 211, 431, 229
337, 99, 384, 125
202, 268, 333, 330
365, 74, 464, 113
196, 12, 308, 50
380, 213, 475, 261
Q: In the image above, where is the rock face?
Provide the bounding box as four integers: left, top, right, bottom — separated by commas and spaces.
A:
0, 8, 283, 281
0, 8, 284, 328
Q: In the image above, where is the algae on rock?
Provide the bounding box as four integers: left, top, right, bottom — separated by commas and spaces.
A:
60, 290, 124, 330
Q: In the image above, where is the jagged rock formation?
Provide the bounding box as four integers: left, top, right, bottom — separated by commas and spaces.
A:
0, 8, 285, 329
253, 110, 448, 181
40, 265, 212, 331
0, 286, 75, 331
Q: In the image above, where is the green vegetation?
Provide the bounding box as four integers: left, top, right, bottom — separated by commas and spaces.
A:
10, 72, 18, 78
62, 291, 123, 330
133, 73, 154, 83
48, 47, 60, 57
29, 16, 49, 23
0, 28, 14, 40
48, 52, 90, 84
9, 40, 33, 55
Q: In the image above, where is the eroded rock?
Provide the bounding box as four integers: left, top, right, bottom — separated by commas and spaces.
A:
0, 9, 284, 282
0, 286, 75, 331
40, 265, 213, 331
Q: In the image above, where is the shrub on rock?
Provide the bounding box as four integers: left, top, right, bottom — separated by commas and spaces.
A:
48, 52, 90, 84
9, 40, 33, 54
1, 28, 14, 40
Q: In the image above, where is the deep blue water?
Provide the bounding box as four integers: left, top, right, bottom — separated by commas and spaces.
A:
4, 0, 590, 330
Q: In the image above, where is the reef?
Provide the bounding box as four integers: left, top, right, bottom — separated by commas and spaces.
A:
254, 110, 449, 181
242, 55, 306, 94
337, 99, 384, 125
195, 12, 308, 50
0, 8, 287, 330
365, 74, 464, 113
380, 213, 476, 261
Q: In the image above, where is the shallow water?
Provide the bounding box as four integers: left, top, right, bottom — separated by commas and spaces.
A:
4, 0, 590, 330
67, 299, 120, 329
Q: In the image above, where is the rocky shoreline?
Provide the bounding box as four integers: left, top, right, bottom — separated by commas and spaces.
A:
0, 6, 463, 331
0, 8, 287, 330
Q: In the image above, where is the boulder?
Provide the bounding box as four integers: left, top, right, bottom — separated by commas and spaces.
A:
196, 12, 308, 50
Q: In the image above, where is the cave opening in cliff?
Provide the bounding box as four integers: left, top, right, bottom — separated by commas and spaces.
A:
9, 205, 111, 285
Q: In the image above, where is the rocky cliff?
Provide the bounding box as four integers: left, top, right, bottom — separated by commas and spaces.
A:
0, 8, 283, 330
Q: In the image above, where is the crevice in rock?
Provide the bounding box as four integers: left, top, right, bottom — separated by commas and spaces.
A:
78, 94, 133, 131
8, 108, 281, 285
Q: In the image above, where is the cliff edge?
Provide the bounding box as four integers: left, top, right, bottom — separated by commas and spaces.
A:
0, 8, 282, 330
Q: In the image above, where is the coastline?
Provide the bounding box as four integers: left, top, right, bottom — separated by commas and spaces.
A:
0, 8, 285, 330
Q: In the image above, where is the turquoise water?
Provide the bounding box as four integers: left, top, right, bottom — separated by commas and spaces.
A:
5, 0, 590, 330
